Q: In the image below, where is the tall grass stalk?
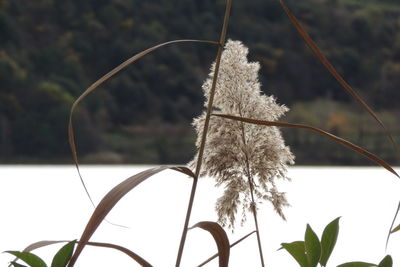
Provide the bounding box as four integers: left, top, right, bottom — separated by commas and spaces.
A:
175, 1, 232, 266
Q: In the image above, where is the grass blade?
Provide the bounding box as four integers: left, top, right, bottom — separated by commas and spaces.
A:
279, 0, 398, 153
214, 114, 399, 178
68, 39, 218, 210
197, 231, 256, 267
67, 166, 195, 267
280, 0, 400, 249
190, 221, 230, 267
7, 241, 66, 267
12, 240, 153, 267
83, 241, 153, 267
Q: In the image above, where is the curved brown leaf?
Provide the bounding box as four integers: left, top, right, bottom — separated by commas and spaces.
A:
214, 114, 399, 178
68, 39, 218, 208
279, 0, 400, 249
198, 231, 256, 267
10, 240, 152, 267
279, 0, 398, 155
67, 166, 196, 267
190, 221, 230, 267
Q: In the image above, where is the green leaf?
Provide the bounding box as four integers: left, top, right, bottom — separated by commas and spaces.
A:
337, 262, 377, 267
319, 217, 340, 266
5, 251, 47, 267
390, 223, 400, 234
378, 255, 393, 267
10, 262, 28, 267
51, 240, 76, 267
305, 224, 321, 267
280, 241, 308, 267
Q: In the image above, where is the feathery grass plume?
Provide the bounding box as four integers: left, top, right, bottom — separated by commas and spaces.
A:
190, 40, 295, 229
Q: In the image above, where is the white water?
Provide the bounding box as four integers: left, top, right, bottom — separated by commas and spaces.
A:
0, 165, 399, 266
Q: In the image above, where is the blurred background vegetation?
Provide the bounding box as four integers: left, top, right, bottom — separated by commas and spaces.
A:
0, 0, 399, 165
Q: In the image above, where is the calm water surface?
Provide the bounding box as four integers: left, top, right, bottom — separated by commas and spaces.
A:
0, 165, 399, 266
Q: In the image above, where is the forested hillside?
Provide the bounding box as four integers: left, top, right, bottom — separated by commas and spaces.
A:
1, 0, 400, 164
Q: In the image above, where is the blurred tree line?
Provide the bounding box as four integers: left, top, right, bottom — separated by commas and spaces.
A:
0, 0, 399, 165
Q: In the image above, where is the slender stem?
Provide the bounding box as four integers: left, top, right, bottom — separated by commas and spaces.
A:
238, 105, 266, 267
248, 181, 266, 267
386, 200, 400, 249
175, 1, 232, 266
198, 231, 256, 266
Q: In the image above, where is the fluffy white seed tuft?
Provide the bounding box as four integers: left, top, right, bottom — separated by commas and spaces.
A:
190, 40, 295, 229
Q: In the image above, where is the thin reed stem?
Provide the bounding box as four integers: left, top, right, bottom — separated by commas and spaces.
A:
175, 1, 232, 266
249, 184, 266, 267
198, 231, 256, 266
238, 105, 266, 267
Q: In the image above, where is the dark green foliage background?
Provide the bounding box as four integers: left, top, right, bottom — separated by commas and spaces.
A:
1, 0, 399, 164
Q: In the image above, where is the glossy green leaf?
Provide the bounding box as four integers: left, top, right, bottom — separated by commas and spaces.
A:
280, 241, 308, 267
51, 240, 76, 267
337, 262, 376, 267
5, 251, 47, 267
378, 255, 393, 267
305, 224, 321, 267
320, 217, 340, 266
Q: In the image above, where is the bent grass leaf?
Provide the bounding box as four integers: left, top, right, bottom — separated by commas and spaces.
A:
378, 255, 393, 267
198, 231, 256, 267
8, 241, 66, 267
337, 262, 376, 267
68, 39, 218, 209
214, 114, 399, 179
14, 240, 152, 267
305, 225, 321, 267
67, 166, 195, 267
280, 241, 307, 267
51, 240, 76, 267
279, 0, 398, 153
320, 217, 340, 267
5, 251, 46, 267
190, 221, 230, 267
84, 241, 152, 267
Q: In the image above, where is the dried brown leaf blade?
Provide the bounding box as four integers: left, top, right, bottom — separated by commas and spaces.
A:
279, 0, 398, 152
197, 231, 256, 267
214, 114, 399, 178
190, 221, 230, 267
67, 166, 195, 267
68, 39, 218, 208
